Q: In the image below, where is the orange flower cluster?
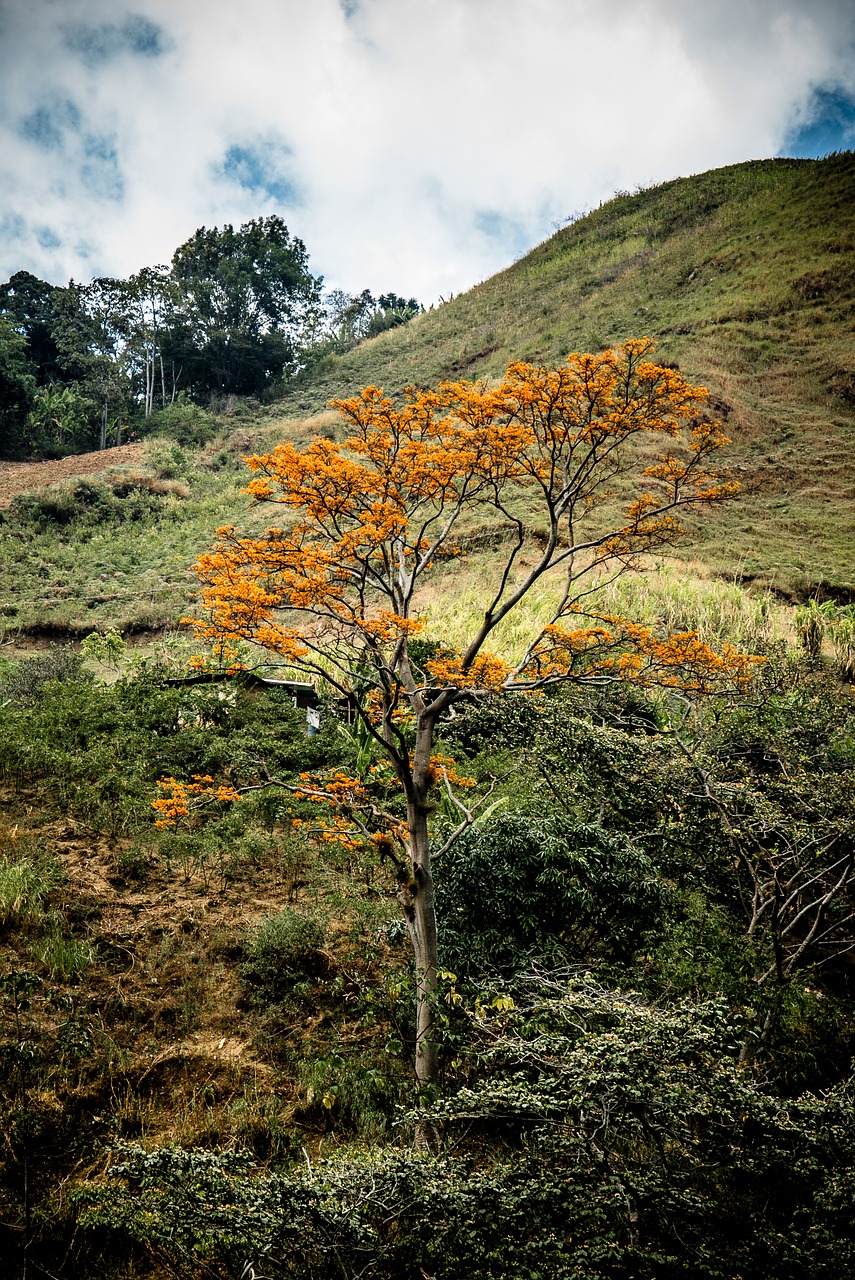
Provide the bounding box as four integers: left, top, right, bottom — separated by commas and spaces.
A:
152, 775, 241, 829
527, 616, 763, 693
185, 640, 248, 675
424, 754, 476, 789
289, 752, 474, 852
425, 650, 511, 691
360, 611, 425, 642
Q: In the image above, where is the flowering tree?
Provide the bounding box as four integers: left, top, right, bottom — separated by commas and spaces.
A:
187, 339, 757, 1087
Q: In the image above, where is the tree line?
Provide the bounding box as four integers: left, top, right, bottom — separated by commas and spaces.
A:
0, 215, 421, 459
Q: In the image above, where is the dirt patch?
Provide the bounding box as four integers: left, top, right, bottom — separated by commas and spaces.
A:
0, 443, 147, 509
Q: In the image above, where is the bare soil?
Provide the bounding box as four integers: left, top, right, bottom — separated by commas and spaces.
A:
0, 444, 147, 509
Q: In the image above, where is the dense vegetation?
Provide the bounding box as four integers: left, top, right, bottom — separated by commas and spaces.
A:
0, 217, 420, 458
0, 630, 853, 1277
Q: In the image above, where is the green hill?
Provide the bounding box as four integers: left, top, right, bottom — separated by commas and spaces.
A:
1, 155, 853, 640
287, 153, 855, 597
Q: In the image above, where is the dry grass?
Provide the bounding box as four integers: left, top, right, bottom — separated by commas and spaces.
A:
419, 555, 789, 662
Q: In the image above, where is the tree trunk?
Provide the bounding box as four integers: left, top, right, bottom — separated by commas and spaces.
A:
406, 797, 439, 1090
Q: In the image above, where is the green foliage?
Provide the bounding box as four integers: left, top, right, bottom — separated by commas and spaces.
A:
308, 288, 422, 363
436, 811, 671, 974
3, 472, 187, 536
0, 661, 336, 835
169, 216, 323, 398
794, 597, 838, 657
0, 312, 36, 455
0, 444, 249, 632
74, 980, 855, 1278
241, 908, 326, 1005
80, 628, 127, 670
0, 849, 61, 929
29, 920, 92, 983
798, 600, 855, 681
148, 395, 218, 446
0, 647, 91, 705
0, 271, 62, 386
830, 607, 855, 681
27, 383, 99, 457
298, 1050, 400, 1138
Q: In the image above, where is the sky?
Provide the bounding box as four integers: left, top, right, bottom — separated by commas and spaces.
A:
1, 0, 854, 305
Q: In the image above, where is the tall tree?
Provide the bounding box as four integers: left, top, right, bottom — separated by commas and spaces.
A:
179, 340, 759, 1088
0, 314, 36, 456
0, 271, 62, 386
54, 279, 131, 447
170, 216, 323, 398
124, 265, 181, 416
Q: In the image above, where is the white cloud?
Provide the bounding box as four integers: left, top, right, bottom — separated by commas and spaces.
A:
0, 0, 853, 301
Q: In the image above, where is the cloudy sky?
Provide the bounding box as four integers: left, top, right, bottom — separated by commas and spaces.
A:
1, 0, 854, 304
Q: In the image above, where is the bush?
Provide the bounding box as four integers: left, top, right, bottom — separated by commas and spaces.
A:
75, 985, 855, 1279
0, 648, 91, 705
436, 810, 671, 975
4, 474, 179, 531
148, 396, 218, 446
241, 909, 327, 1004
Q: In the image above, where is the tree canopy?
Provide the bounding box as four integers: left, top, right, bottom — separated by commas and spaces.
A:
0, 216, 420, 456
186, 339, 759, 1086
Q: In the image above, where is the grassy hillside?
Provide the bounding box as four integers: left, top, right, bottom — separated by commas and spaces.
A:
287, 153, 855, 596
1, 154, 852, 640
1, 158, 854, 1280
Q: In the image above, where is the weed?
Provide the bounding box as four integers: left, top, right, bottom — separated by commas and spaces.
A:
0, 846, 61, 928
30, 920, 93, 982
241, 909, 327, 1005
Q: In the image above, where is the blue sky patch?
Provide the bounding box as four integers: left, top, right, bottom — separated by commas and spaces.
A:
62, 14, 170, 68
781, 87, 855, 158
0, 213, 26, 243
19, 97, 82, 151
474, 209, 530, 259
217, 141, 301, 206
36, 226, 62, 251
81, 134, 125, 202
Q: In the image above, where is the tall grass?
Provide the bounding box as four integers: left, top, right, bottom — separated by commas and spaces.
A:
420, 561, 786, 662
0, 841, 61, 928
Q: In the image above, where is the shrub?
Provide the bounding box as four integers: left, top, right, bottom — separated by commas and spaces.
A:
241, 909, 327, 1004
4, 473, 178, 531
149, 396, 218, 446
435, 810, 671, 975
0, 648, 91, 706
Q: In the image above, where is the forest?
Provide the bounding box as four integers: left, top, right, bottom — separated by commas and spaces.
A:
0, 214, 420, 459
0, 156, 854, 1279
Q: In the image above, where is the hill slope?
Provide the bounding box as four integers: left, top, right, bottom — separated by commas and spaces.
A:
287, 154, 855, 596
1, 155, 852, 639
